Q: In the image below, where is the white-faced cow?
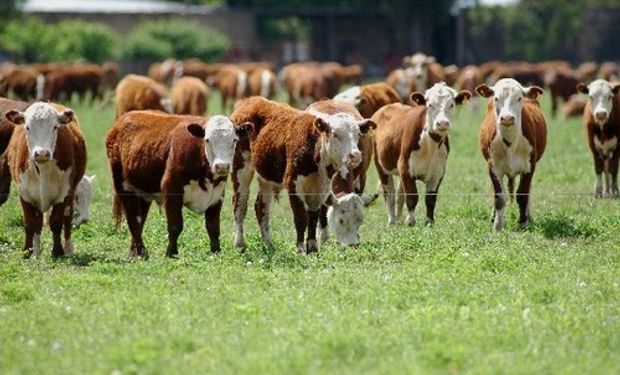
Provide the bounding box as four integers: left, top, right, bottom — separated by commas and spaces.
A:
373, 83, 471, 226
73, 174, 96, 227
577, 79, 620, 197
477, 78, 547, 231
5, 102, 86, 257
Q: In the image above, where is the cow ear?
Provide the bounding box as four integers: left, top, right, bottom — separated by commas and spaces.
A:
524, 86, 544, 99
475, 84, 494, 98
358, 119, 376, 134
5, 110, 25, 125
576, 83, 589, 94
455, 90, 472, 105
612, 83, 620, 94
314, 117, 331, 133
187, 123, 205, 138
410, 92, 426, 106
236, 122, 254, 139
360, 192, 379, 207
58, 110, 74, 125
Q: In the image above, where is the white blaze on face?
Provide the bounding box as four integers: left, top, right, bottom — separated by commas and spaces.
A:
586, 79, 616, 125
204, 115, 239, 177
327, 193, 364, 246
73, 175, 95, 227
307, 110, 364, 170
333, 86, 362, 107
422, 83, 460, 135
16, 102, 73, 163
410, 53, 430, 90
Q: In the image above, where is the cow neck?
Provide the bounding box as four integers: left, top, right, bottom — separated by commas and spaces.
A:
426, 129, 446, 147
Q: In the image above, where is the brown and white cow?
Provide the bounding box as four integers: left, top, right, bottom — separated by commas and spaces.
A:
402, 53, 445, 92
577, 79, 620, 197
106, 111, 252, 257
115, 74, 172, 118
385, 68, 415, 102
248, 67, 276, 99
544, 67, 579, 118
170, 76, 209, 116
210, 65, 249, 112
230, 97, 374, 253
598, 62, 619, 82
373, 83, 470, 226
5, 102, 86, 257
562, 95, 587, 118
476, 78, 546, 231
0, 98, 29, 206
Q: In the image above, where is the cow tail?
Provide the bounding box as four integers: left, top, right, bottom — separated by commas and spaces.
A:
508, 177, 515, 203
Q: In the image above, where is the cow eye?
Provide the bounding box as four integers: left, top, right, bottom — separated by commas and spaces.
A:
517, 97, 522, 102
339, 219, 344, 225
205, 138, 210, 143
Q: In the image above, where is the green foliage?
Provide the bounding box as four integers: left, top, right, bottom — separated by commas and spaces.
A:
120, 19, 230, 62
0, 18, 119, 63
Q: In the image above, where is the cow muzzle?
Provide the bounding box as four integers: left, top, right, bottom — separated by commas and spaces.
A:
213, 162, 230, 176
500, 115, 515, 126
345, 150, 362, 170
595, 111, 609, 122
435, 120, 450, 132
33, 150, 51, 163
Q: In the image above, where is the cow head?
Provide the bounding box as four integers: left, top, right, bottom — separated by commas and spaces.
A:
73, 175, 95, 227
403, 53, 434, 90
5, 102, 74, 164
577, 79, 620, 125
187, 115, 253, 177
410, 82, 471, 136
327, 187, 378, 247
307, 110, 376, 171
333, 86, 373, 118
476, 78, 543, 134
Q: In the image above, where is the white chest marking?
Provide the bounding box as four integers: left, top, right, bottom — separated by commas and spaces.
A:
407, 135, 448, 190
18, 162, 72, 213
594, 135, 617, 158
490, 134, 533, 178
294, 172, 330, 211
122, 181, 163, 205
183, 179, 225, 213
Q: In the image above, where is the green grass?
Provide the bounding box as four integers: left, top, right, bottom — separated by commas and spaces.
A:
1, 91, 619, 374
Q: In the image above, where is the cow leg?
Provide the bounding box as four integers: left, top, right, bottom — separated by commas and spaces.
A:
516, 172, 534, 228
609, 153, 619, 197
62, 194, 75, 256
318, 203, 329, 244
425, 178, 443, 226
49, 202, 67, 257
164, 192, 183, 258
306, 209, 319, 254
399, 165, 418, 227
232, 151, 254, 249
0, 158, 10, 206
121, 195, 151, 258
395, 179, 405, 221
254, 178, 274, 246
288, 193, 308, 253
379, 172, 397, 225
205, 200, 223, 254
490, 167, 506, 231
20, 199, 43, 258
593, 152, 604, 198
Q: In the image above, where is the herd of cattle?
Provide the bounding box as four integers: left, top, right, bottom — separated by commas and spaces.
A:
0, 52, 618, 258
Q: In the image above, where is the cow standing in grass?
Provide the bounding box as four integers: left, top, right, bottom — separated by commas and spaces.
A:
5, 102, 86, 257
477, 78, 546, 231
577, 79, 620, 197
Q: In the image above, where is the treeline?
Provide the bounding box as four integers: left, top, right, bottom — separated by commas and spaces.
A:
0, 18, 230, 64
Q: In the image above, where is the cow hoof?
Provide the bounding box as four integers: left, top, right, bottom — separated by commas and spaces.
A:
518, 220, 530, 230
64, 240, 74, 257
306, 240, 318, 254
425, 219, 434, 227
296, 242, 306, 254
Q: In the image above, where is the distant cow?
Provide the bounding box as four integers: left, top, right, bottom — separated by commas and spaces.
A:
598, 62, 619, 82
115, 74, 172, 118
170, 76, 209, 116
248, 67, 276, 99
0, 98, 28, 206
477, 78, 546, 231
0, 67, 39, 101
210, 65, 249, 111
402, 53, 445, 92
373, 83, 470, 225
562, 96, 587, 118
73, 175, 96, 227
230, 97, 374, 252
106, 111, 252, 257
577, 79, 620, 197
5, 102, 86, 257
386, 68, 415, 102
575, 62, 598, 83
544, 67, 579, 118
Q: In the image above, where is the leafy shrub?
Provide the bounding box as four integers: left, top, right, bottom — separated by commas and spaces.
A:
120, 19, 230, 62
0, 17, 55, 62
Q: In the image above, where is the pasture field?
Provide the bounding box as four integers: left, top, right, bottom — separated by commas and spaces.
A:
1, 91, 619, 375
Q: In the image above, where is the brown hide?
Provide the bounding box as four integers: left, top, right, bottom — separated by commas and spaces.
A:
115, 74, 169, 118
0, 98, 29, 205
357, 83, 401, 118
170, 76, 208, 115
563, 96, 586, 118
544, 68, 579, 117
247, 68, 276, 99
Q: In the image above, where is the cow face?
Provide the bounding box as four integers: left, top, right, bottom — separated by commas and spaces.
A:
476, 78, 543, 132
577, 79, 620, 125
410, 82, 471, 136
73, 175, 95, 227
187, 115, 253, 177
327, 191, 377, 246
5, 102, 74, 164
404, 53, 434, 90
308, 110, 376, 171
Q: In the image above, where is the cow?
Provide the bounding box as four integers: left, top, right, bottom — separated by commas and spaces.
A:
115, 74, 172, 118
248, 67, 276, 99
4, 102, 86, 257
402, 53, 445, 92
1, 98, 29, 206
562, 96, 587, 118
491, 63, 545, 88
148, 58, 180, 85
457, 65, 483, 111
73, 175, 96, 227
170, 76, 209, 116
577, 79, 620, 197
598, 62, 619, 82
210, 65, 249, 112
544, 67, 579, 118
575, 62, 598, 83
386, 68, 415, 102
0, 67, 39, 101
230, 97, 374, 253
373, 83, 471, 226
476, 78, 546, 231
106, 111, 252, 257
42, 65, 103, 102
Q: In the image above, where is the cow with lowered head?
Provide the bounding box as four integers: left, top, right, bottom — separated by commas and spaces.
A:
5, 102, 86, 257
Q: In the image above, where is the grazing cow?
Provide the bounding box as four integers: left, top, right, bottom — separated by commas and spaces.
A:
170, 76, 209, 116
477, 78, 546, 231
562, 96, 587, 118
73, 175, 96, 227
248, 67, 276, 99
115, 74, 172, 118
230, 97, 374, 252
0, 67, 39, 101
210, 65, 249, 111
1, 98, 29, 206
42, 65, 103, 101
5, 102, 86, 257
544, 67, 579, 118
373, 83, 471, 225
106, 111, 252, 257
577, 79, 620, 197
